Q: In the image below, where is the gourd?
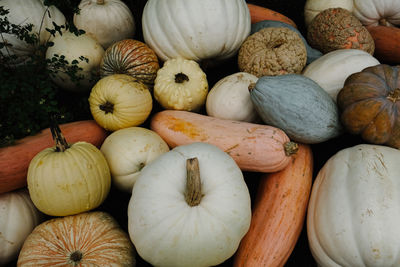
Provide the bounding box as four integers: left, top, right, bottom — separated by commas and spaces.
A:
0, 189, 42, 266
89, 74, 153, 131
246, 3, 297, 27
27, 121, 111, 216
17, 211, 135, 266
366, 25, 400, 64
100, 39, 160, 88
0, 120, 108, 194
205, 72, 259, 123
307, 144, 400, 267
73, 0, 135, 49
142, 0, 251, 62
303, 0, 353, 27
352, 0, 400, 27
153, 58, 208, 112
150, 110, 298, 173
250, 74, 342, 144
128, 142, 251, 267
302, 49, 380, 100
337, 64, 400, 149
100, 127, 170, 193
234, 144, 313, 267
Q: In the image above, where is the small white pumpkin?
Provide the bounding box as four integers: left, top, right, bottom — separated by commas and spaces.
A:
0, 189, 42, 265
128, 142, 251, 267
100, 127, 170, 193
302, 49, 380, 101
206, 72, 259, 122
154, 57, 208, 112
73, 0, 136, 49
304, 0, 353, 27
353, 0, 400, 26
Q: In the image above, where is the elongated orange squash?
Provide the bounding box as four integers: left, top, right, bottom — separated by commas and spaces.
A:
366, 25, 400, 64
233, 144, 313, 267
150, 110, 298, 173
0, 120, 108, 194
246, 3, 297, 28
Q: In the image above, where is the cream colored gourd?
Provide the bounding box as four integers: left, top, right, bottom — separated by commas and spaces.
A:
100, 127, 170, 192
302, 49, 380, 101
73, 0, 135, 49
353, 0, 400, 26
128, 142, 251, 267
46, 31, 105, 92
304, 0, 353, 27
206, 72, 259, 122
154, 58, 208, 112
0, 0, 66, 66
142, 0, 251, 62
0, 189, 42, 266
308, 144, 400, 267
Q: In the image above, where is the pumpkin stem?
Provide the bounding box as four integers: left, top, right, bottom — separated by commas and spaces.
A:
387, 88, 400, 102
284, 141, 299, 156
49, 115, 69, 152
99, 101, 114, 114
248, 82, 256, 92
96, 0, 105, 4
379, 18, 388, 26
69, 250, 83, 265
185, 157, 203, 207
175, 73, 189, 83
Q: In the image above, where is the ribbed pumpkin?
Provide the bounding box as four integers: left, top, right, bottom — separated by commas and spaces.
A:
337, 64, 400, 149
17, 211, 135, 266
100, 39, 160, 88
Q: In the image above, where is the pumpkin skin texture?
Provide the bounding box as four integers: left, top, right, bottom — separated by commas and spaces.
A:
0, 189, 42, 266
337, 64, 400, 148
89, 74, 153, 131
307, 144, 400, 267
307, 8, 375, 55
366, 25, 400, 64
141, 0, 251, 62
17, 211, 135, 266
100, 127, 170, 193
250, 74, 342, 144
100, 39, 160, 88
73, 0, 135, 49
128, 142, 251, 267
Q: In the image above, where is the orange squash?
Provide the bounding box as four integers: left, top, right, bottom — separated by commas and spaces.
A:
0, 120, 108, 194
233, 144, 313, 267
150, 110, 298, 173
366, 25, 400, 64
246, 3, 297, 28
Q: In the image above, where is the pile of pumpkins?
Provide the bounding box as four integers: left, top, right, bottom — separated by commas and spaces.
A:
1, 0, 400, 266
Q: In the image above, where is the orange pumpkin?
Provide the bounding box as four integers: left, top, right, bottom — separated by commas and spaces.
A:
366, 25, 400, 64
337, 64, 400, 148
246, 3, 297, 28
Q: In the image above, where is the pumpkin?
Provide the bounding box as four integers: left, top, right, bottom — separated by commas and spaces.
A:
246, 3, 297, 27
0, 0, 66, 66
238, 27, 307, 77
302, 49, 380, 100
303, 0, 353, 27
307, 8, 375, 55
128, 142, 251, 267
250, 74, 342, 144
27, 121, 111, 216
337, 64, 400, 149
17, 211, 135, 266
0, 189, 42, 266
73, 0, 136, 49
234, 144, 313, 267
153, 57, 208, 112
150, 110, 298, 173
307, 144, 400, 267
89, 74, 153, 131
100, 127, 170, 193
141, 0, 251, 62
205, 72, 259, 123
46, 31, 105, 92
100, 39, 160, 88
352, 0, 400, 27
366, 25, 400, 64
0, 120, 108, 194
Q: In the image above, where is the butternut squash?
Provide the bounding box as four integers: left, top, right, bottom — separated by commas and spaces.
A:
366, 25, 400, 64
150, 110, 298, 173
233, 144, 313, 267
0, 120, 108, 194
246, 3, 297, 28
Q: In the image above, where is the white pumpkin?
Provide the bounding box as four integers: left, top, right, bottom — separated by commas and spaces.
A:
73, 0, 136, 49
142, 0, 251, 62
304, 0, 353, 27
353, 0, 400, 26
128, 142, 251, 267
307, 144, 400, 267
302, 49, 380, 101
0, 189, 42, 265
100, 127, 170, 193
0, 0, 66, 66
45, 31, 105, 92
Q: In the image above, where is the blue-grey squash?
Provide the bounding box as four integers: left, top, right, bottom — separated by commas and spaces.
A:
249, 74, 342, 144
251, 20, 323, 64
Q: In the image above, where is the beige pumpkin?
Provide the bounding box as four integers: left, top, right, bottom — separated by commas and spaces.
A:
17, 211, 136, 266
304, 0, 353, 27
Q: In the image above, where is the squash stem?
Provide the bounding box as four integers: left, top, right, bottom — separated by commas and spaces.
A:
96, 0, 105, 4
284, 141, 299, 156
387, 88, 400, 102
49, 116, 69, 152
185, 157, 203, 207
